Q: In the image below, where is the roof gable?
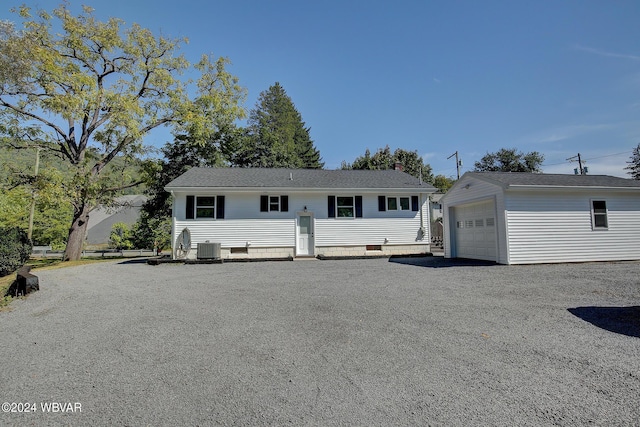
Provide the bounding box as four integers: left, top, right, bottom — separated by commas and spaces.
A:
165, 167, 436, 191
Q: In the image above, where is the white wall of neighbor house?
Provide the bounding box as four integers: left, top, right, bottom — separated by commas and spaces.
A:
504, 190, 640, 264
171, 191, 431, 253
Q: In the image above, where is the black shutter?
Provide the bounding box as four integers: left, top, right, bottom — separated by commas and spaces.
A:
411, 195, 419, 212
378, 196, 386, 212
186, 195, 194, 219
355, 196, 363, 218
216, 195, 225, 219
281, 195, 289, 212
260, 195, 268, 212
328, 195, 335, 218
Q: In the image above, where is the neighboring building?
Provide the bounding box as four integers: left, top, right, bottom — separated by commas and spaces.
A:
165, 167, 435, 260
86, 195, 147, 247
430, 193, 444, 221
440, 172, 640, 264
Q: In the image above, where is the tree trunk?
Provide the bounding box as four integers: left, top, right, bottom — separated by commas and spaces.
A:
63, 203, 91, 261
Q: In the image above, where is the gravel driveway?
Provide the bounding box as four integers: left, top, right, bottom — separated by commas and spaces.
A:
1, 257, 639, 426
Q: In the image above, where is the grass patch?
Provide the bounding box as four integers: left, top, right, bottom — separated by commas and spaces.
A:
0, 273, 16, 310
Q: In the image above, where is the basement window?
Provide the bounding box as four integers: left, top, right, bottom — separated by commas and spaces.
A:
230, 247, 248, 254
591, 200, 608, 230
366, 245, 382, 251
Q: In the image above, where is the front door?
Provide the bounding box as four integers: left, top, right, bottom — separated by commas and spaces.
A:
297, 213, 314, 256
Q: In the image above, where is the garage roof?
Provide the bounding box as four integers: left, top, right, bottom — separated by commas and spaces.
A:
465, 172, 640, 189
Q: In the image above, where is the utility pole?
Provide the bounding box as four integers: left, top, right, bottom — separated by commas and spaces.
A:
447, 151, 462, 179
27, 147, 40, 240
567, 153, 587, 175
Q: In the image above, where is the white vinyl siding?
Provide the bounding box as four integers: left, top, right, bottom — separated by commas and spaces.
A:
172, 192, 430, 252
505, 191, 640, 264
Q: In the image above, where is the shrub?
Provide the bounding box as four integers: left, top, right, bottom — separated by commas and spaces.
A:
0, 227, 32, 277
109, 222, 134, 250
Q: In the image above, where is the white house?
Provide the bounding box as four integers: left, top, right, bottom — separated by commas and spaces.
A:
165, 167, 435, 260
440, 172, 640, 264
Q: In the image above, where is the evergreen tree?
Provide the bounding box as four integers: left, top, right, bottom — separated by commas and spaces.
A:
233, 83, 323, 168
625, 143, 640, 180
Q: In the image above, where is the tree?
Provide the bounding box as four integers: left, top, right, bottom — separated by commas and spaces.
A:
474, 148, 544, 172
0, 5, 246, 260
0, 227, 32, 277
109, 222, 134, 250
342, 145, 433, 182
625, 143, 640, 180
0, 143, 73, 249
432, 175, 455, 192
132, 129, 237, 251
233, 82, 323, 168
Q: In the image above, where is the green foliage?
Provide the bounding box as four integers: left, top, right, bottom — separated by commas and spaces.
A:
342, 145, 434, 182
0, 4, 246, 260
132, 214, 171, 251
0, 227, 32, 277
232, 82, 323, 168
109, 222, 134, 250
474, 148, 544, 172
0, 146, 72, 249
625, 144, 640, 180
433, 175, 455, 192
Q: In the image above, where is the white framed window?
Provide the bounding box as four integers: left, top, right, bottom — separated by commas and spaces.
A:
475, 219, 484, 227
465, 220, 474, 228
260, 195, 289, 212
457, 221, 464, 228
196, 196, 215, 219
591, 200, 608, 230
270, 196, 281, 212
399, 197, 410, 210
337, 196, 354, 218
386, 196, 411, 211
486, 217, 495, 227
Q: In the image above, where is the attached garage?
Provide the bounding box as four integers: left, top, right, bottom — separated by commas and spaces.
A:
441, 172, 640, 265
452, 200, 497, 262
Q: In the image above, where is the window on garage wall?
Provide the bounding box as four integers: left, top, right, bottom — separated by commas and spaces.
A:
591, 200, 608, 230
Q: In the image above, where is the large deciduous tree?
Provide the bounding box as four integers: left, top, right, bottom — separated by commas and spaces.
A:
233, 82, 323, 168
342, 145, 434, 182
0, 5, 245, 260
474, 148, 544, 172
625, 143, 640, 180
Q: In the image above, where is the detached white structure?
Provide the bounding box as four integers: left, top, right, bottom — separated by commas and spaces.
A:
441, 172, 640, 264
165, 167, 435, 260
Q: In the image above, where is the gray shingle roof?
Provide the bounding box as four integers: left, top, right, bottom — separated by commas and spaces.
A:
467, 172, 640, 188
165, 167, 435, 191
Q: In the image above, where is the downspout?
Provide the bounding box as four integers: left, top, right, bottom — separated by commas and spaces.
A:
419, 193, 426, 240
170, 190, 176, 260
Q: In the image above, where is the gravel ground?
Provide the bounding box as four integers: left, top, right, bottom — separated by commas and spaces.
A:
1, 256, 639, 426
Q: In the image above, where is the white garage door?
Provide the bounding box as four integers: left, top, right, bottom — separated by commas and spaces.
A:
453, 200, 497, 262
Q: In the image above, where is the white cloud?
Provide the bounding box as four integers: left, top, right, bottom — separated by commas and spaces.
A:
574, 44, 640, 61
528, 123, 613, 144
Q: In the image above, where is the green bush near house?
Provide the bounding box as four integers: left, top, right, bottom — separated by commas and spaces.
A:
0, 227, 32, 277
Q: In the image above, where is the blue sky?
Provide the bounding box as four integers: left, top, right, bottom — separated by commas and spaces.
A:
3, 1, 640, 178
